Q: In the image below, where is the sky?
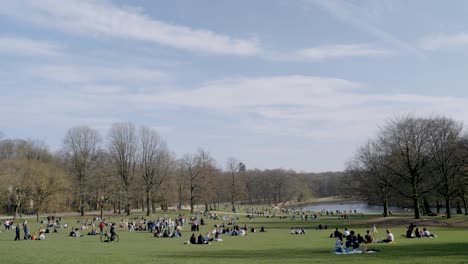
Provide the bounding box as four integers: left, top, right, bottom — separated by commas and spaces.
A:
2, 0, 468, 172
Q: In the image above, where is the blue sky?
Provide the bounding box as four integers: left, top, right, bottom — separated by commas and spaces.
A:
2, 0, 468, 172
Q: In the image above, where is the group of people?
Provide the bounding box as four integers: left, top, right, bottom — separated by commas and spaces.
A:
333, 225, 394, 252
404, 223, 437, 238
290, 227, 307, 234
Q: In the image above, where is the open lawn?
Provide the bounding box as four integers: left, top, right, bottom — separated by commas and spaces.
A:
1, 210, 468, 264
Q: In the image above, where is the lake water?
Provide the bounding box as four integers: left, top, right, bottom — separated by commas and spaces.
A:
291, 201, 413, 214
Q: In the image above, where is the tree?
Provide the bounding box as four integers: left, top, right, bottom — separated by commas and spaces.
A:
197, 149, 216, 212
138, 126, 170, 216
348, 141, 394, 217
62, 126, 101, 216
227, 158, 245, 212
181, 154, 201, 213
108, 122, 137, 215
26, 160, 67, 221
378, 116, 434, 219
427, 117, 465, 218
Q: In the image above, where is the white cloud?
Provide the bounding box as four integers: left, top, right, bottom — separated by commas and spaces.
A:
268, 44, 393, 61
0, 36, 62, 56
307, 0, 421, 56
2, 0, 260, 56
420, 32, 468, 51
28, 64, 169, 83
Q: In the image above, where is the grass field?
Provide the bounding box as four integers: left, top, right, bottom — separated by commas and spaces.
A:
1, 210, 468, 264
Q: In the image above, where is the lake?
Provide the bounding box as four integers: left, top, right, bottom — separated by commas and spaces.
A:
290, 201, 414, 214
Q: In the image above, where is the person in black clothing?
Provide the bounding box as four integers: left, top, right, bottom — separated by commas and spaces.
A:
110, 223, 117, 241
345, 231, 359, 249
197, 234, 206, 244
189, 233, 197, 244
406, 227, 414, 238
357, 234, 364, 244
14, 225, 21, 241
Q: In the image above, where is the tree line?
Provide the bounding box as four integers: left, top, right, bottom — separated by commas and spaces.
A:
0, 122, 340, 220
347, 115, 468, 219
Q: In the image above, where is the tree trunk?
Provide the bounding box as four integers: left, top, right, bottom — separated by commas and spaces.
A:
383, 199, 389, 217
100, 205, 104, 219
445, 197, 451, 219
436, 200, 441, 214
146, 189, 151, 216
36, 211, 40, 222
80, 195, 85, 217
413, 195, 420, 219
456, 200, 463, 214
462, 195, 468, 215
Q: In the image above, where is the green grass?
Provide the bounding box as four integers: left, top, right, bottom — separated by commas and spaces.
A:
1, 211, 468, 264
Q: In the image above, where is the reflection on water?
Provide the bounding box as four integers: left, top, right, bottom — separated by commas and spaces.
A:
292, 202, 411, 214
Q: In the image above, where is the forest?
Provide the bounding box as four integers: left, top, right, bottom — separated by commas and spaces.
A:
1, 115, 467, 220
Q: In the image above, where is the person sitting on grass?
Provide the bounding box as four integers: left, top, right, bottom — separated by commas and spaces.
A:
364, 230, 373, 243
189, 233, 196, 244
260, 226, 266, 232
345, 231, 360, 250
382, 230, 394, 243
422, 228, 436, 238
415, 228, 422, 238
197, 234, 208, 244
405, 227, 414, 238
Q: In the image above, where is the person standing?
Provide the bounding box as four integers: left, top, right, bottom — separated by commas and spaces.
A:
14, 225, 21, 241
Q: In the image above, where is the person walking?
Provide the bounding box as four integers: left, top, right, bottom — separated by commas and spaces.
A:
14, 225, 21, 241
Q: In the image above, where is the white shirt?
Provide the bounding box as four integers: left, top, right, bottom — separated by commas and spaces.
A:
387, 233, 394, 241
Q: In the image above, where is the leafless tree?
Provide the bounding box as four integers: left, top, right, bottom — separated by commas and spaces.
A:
378, 115, 434, 219
181, 154, 201, 213
197, 149, 216, 212
138, 126, 170, 216
108, 122, 137, 215
62, 126, 101, 216
427, 117, 465, 218
348, 141, 394, 216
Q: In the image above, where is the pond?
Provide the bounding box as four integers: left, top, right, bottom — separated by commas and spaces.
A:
290, 201, 414, 214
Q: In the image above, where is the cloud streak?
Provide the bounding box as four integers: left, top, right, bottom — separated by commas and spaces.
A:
420, 32, 468, 51
1, 0, 260, 56
307, 0, 422, 56
0, 36, 62, 56
267, 44, 393, 61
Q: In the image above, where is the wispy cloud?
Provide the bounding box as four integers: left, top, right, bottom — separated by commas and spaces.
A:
420, 32, 468, 51
1, 0, 260, 56
307, 0, 421, 56
0, 36, 62, 56
145, 75, 468, 139
267, 44, 393, 61
28, 64, 170, 84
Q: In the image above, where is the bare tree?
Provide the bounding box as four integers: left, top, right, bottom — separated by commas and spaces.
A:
227, 158, 245, 212
26, 160, 67, 221
348, 141, 394, 217
138, 126, 170, 216
63, 126, 101, 216
181, 154, 201, 213
428, 117, 465, 218
378, 116, 434, 219
108, 122, 137, 215
197, 149, 216, 212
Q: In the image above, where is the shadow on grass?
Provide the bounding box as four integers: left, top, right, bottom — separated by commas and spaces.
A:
158, 241, 468, 260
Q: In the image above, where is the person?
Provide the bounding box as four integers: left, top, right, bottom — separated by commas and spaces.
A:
415, 228, 422, 238
422, 228, 436, 237
189, 233, 196, 244
345, 231, 359, 249
405, 227, 414, 238
371, 224, 377, 237
260, 226, 265, 232
109, 223, 117, 241
382, 229, 394, 243
343, 228, 350, 237
197, 234, 206, 244
14, 225, 21, 241
364, 230, 373, 243
99, 221, 105, 235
